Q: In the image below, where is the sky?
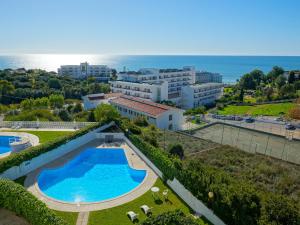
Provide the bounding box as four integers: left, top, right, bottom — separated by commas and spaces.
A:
0, 0, 299, 55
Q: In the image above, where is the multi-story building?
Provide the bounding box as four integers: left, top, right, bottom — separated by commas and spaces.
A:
110, 95, 184, 130
58, 62, 112, 82
181, 83, 223, 109
195, 71, 222, 83
110, 66, 195, 106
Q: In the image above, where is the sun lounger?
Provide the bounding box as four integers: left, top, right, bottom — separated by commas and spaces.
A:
127, 211, 138, 222
140, 205, 152, 216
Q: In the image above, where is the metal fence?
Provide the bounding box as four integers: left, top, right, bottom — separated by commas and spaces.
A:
191, 123, 300, 165
0, 121, 97, 130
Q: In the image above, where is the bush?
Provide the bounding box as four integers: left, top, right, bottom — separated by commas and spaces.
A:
168, 144, 184, 159
133, 116, 149, 127
141, 210, 200, 225
0, 123, 101, 173
0, 179, 68, 225
5, 109, 60, 121
94, 104, 120, 124
58, 109, 72, 121
261, 194, 300, 225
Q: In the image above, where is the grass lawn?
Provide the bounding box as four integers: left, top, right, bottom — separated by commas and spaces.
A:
88, 179, 210, 225
54, 211, 78, 225
2, 130, 73, 144
218, 102, 295, 116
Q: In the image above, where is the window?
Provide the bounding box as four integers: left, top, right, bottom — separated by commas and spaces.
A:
169, 114, 173, 121
168, 124, 173, 130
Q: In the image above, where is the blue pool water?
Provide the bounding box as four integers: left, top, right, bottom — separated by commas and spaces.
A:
37, 148, 146, 203
0, 136, 21, 154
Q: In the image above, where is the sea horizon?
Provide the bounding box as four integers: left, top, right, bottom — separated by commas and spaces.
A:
1, 54, 299, 83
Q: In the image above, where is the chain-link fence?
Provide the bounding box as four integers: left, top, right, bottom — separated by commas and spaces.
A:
192, 123, 300, 165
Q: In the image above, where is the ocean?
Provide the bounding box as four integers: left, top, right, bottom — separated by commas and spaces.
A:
0, 54, 299, 83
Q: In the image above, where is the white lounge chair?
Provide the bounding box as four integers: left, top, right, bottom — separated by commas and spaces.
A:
127, 211, 138, 222
140, 205, 152, 216
163, 189, 169, 200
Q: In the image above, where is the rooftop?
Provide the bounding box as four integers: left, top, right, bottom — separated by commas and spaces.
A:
110, 95, 178, 117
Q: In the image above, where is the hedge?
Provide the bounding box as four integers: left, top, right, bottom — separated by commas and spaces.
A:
0, 122, 101, 174
0, 179, 68, 225
141, 210, 200, 225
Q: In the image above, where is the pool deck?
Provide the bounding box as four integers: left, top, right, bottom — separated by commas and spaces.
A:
24, 140, 157, 212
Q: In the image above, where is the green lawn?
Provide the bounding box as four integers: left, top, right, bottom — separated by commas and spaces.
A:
218, 102, 295, 116
88, 179, 209, 225
2, 130, 73, 144
54, 210, 78, 225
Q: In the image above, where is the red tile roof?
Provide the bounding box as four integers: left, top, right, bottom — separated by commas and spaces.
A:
110, 95, 175, 117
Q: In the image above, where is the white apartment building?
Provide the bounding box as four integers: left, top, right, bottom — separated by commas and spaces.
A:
110, 95, 184, 130
196, 71, 222, 83
110, 66, 195, 106
181, 83, 223, 109
58, 62, 112, 82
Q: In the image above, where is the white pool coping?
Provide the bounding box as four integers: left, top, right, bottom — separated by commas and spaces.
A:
25, 140, 157, 212
0, 132, 39, 159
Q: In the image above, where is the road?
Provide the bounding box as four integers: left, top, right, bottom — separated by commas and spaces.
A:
205, 115, 300, 140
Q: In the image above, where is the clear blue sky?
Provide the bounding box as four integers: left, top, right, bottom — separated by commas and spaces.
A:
0, 0, 299, 55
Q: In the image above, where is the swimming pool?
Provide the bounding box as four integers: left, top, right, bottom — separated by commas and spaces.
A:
0, 135, 21, 155
37, 148, 147, 203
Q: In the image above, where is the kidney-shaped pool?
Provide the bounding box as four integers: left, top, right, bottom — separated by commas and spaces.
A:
37, 148, 146, 203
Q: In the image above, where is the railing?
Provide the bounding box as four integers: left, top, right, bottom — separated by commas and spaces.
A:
0, 121, 97, 130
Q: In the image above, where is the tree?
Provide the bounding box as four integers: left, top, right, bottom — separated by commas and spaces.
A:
72, 103, 83, 113
49, 94, 64, 109
33, 97, 49, 109
58, 109, 72, 121
288, 71, 296, 83
275, 75, 287, 89
94, 104, 120, 123
267, 66, 284, 81
239, 74, 257, 90
239, 88, 244, 102
0, 80, 15, 104
168, 143, 184, 159
279, 84, 295, 97
20, 98, 34, 110
48, 78, 62, 89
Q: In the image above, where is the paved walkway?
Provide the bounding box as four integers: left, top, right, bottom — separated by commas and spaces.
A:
25, 140, 157, 212
76, 212, 89, 225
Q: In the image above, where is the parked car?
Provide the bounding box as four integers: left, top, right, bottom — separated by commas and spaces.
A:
285, 124, 296, 130
244, 117, 255, 123
234, 116, 243, 121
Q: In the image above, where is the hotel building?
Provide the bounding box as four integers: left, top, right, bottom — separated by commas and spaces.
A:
110, 95, 184, 130
195, 71, 222, 83
58, 62, 112, 82
181, 83, 223, 109
110, 66, 196, 106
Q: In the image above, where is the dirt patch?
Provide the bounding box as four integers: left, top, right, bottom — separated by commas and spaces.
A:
0, 208, 30, 225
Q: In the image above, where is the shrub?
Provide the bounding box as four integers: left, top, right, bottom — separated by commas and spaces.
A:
261, 194, 300, 225
168, 144, 184, 159
94, 104, 120, 124
4, 109, 60, 121
58, 109, 72, 121
141, 210, 200, 225
133, 116, 149, 127
0, 123, 101, 173
129, 134, 177, 180
0, 179, 68, 225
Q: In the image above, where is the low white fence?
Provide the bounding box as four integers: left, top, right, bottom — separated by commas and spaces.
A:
0, 121, 97, 130
0, 122, 113, 180
123, 136, 225, 225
